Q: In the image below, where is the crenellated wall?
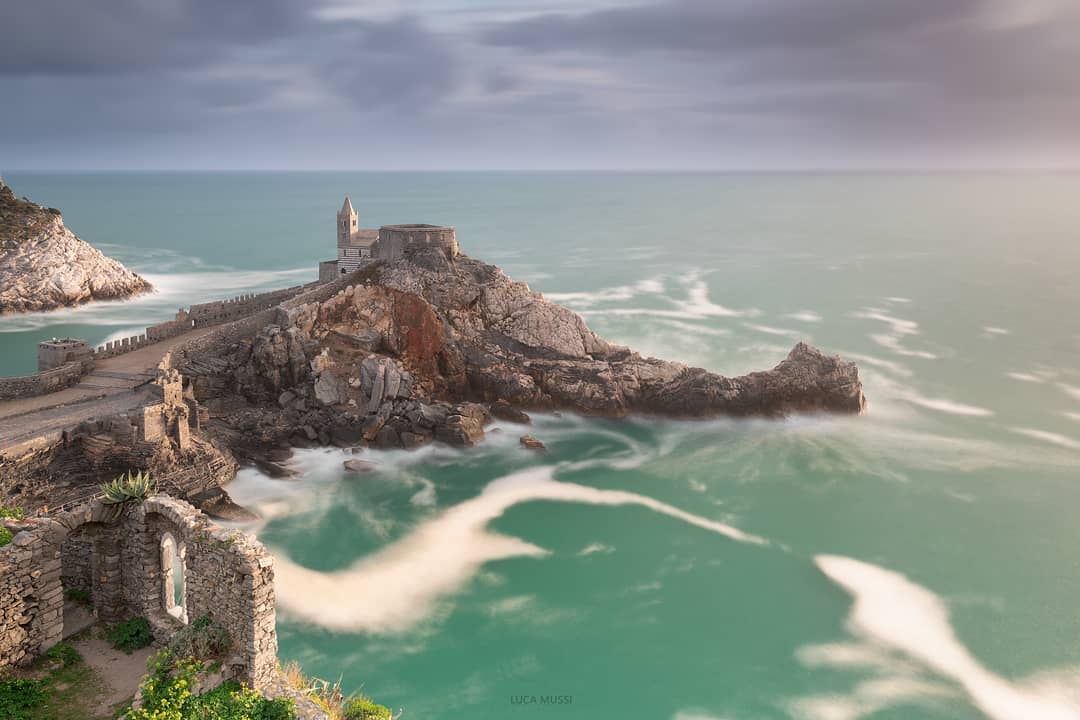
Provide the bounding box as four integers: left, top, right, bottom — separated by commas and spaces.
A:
0, 495, 278, 689
0, 280, 326, 401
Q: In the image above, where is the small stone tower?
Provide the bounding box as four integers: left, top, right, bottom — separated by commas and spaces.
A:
337, 196, 358, 246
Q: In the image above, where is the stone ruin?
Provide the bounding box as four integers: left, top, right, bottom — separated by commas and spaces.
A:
0, 495, 277, 689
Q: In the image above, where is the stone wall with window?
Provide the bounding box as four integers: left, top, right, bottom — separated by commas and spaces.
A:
0, 496, 277, 689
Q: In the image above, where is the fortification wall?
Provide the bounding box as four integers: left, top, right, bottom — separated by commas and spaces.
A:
0, 279, 326, 402
0, 362, 85, 401
0, 496, 277, 689
376, 224, 458, 261
94, 282, 320, 360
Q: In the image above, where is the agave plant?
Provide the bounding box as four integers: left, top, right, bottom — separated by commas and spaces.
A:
100, 470, 156, 505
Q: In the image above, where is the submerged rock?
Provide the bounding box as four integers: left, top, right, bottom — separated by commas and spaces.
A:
343, 459, 378, 474
519, 434, 546, 451
0, 179, 151, 314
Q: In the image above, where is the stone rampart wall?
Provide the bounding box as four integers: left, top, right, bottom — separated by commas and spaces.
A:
0, 361, 85, 401
0, 496, 277, 689
0, 279, 326, 401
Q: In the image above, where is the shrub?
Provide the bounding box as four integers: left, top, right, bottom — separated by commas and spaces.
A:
168, 615, 231, 660
343, 697, 392, 720
0, 506, 24, 548
45, 642, 81, 667
101, 471, 156, 505
64, 587, 92, 605
0, 678, 46, 720
106, 617, 153, 653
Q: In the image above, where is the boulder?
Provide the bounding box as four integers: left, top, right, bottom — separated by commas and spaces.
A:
519, 434, 546, 451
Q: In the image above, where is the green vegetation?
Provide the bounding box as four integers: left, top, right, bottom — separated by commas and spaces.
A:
0, 678, 46, 720
281, 661, 392, 720
0, 182, 53, 245
44, 642, 81, 667
0, 640, 119, 720
167, 615, 231, 660
65, 587, 92, 605
106, 617, 153, 654
100, 471, 156, 505
343, 697, 393, 720
0, 506, 25, 548
125, 649, 295, 720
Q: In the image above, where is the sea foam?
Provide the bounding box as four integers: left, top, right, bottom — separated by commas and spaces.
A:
271, 466, 765, 634
815, 555, 1080, 720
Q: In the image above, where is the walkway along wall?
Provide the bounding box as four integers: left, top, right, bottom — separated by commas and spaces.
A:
0, 495, 277, 690
0, 280, 325, 401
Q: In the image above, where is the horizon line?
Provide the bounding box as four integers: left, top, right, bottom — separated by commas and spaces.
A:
5, 167, 1080, 175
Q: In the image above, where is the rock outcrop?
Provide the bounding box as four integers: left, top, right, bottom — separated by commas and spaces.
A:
176, 248, 864, 461
0, 179, 151, 314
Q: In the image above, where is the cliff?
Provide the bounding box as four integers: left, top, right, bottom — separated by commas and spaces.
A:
173, 248, 864, 464
0, 179, 151, 314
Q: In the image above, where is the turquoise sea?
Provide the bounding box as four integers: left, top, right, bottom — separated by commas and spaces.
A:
3, 172, 1080, 719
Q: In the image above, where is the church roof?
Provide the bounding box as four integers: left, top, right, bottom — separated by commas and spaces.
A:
339, 196, 355, 216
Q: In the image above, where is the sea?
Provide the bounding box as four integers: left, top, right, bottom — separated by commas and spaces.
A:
2, 172, 1080, 720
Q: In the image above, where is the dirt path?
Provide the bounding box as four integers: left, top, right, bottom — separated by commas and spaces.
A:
70, 633, 156, 716
0, 325, 219, 450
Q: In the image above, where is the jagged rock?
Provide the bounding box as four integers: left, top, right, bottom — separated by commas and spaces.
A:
209, 248, 864, 462
491, 400, 531, 424
360, 414, 386, 442
313, 371, 347, 406
0, 180, 151, 314
400, 431, 429, 449
330, 423, 364, 447
373, 425, 401, 449
519, 435, 546, 451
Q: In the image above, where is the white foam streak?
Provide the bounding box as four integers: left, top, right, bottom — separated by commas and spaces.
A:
784, 310, 823, 323
743, 322, 803, 338
1058, 384, 1080, 402
816, 555, 1079, 720
1009, 428, 1080, 450
273, 467, 764, 633
903, 393, 994, 417
984, 327, 1011, 336
1006, 372, 1045, 383
871, 333, 940, 360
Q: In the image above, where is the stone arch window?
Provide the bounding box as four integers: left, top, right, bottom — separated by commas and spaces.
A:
160, 532, 188, 624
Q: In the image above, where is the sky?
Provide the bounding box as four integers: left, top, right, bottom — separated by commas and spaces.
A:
1, 0, 1078, 170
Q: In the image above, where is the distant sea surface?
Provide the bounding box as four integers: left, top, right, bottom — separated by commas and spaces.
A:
3, 172, 1080, 720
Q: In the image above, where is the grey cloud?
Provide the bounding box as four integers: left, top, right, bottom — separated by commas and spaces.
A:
0, 0, 315, 74
315, 17, 461, 108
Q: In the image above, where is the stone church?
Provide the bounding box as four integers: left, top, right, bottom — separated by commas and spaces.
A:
319, 196, 459, 281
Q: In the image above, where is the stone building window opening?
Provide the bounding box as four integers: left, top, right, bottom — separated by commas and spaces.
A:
160, 532, 188, 624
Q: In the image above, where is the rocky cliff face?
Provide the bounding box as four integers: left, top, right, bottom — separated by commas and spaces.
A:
179, 248, 864, 461
0, 180, 151, 314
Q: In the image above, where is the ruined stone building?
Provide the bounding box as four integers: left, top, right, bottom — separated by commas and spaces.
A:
0, 495, 278, 689
319, 195, 458, 280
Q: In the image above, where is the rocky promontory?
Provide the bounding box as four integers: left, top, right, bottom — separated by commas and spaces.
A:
0, 179, 151, 314
174, 247, 865, 464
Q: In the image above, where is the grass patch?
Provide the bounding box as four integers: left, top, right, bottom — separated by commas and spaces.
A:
280, 660, 392, 720
105, 617, 153, 654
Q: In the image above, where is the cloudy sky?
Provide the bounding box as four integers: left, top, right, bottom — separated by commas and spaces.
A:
2, 0, 1078, 170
